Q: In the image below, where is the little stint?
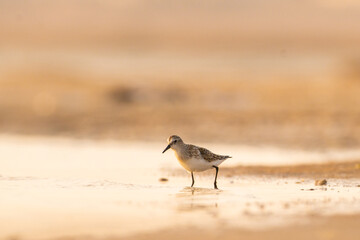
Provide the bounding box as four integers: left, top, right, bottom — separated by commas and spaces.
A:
162, 135, 231, 189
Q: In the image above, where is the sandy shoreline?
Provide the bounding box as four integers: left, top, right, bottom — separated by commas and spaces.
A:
1, 136, 359, 240
110, 214, 360, 240
50, 161, 360, 240
223, 161, 360, 179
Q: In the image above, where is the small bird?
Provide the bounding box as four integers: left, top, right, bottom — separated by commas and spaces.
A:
162, 135, 231, 189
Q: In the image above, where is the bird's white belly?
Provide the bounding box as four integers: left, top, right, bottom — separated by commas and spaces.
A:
177, 157, 214, 172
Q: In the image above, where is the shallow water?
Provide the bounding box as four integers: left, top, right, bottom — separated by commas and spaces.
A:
0, 135, 360, 240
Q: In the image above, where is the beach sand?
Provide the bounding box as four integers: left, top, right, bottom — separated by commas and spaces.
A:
1, 137, 359, 240
114, 214, 360, 240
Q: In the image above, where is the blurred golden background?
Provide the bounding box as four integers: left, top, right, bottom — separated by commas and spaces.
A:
1, 0, 360, 148
1, 2, 360, 240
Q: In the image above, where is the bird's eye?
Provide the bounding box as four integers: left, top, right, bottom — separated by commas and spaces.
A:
174, 140, 177, 143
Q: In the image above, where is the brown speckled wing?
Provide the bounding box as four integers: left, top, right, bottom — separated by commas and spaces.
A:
185, 144, 202, 159
197, 146, 231, 162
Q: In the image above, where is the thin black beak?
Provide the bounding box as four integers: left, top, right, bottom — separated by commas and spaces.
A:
162, 144, 171, 153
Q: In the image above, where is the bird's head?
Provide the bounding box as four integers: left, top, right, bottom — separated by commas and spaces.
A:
162, 135, 183, 153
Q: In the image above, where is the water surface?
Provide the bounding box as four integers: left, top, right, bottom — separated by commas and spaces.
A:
0, 135, 359, 240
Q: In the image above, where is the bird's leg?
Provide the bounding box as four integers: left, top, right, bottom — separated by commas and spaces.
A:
191, 171, 195, 187
213, 166, 219, 189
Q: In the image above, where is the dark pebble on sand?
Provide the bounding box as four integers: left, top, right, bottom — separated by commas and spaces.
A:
159, 178, 168, 182
315, 179, 327, 186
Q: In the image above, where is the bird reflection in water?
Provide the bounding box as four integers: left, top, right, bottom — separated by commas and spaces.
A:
175, 187, 221, 217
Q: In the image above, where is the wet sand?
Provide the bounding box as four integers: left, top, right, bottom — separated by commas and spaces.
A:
224, 161, 360, 179
114, 214, 360, 240
1, 136, 359, 240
